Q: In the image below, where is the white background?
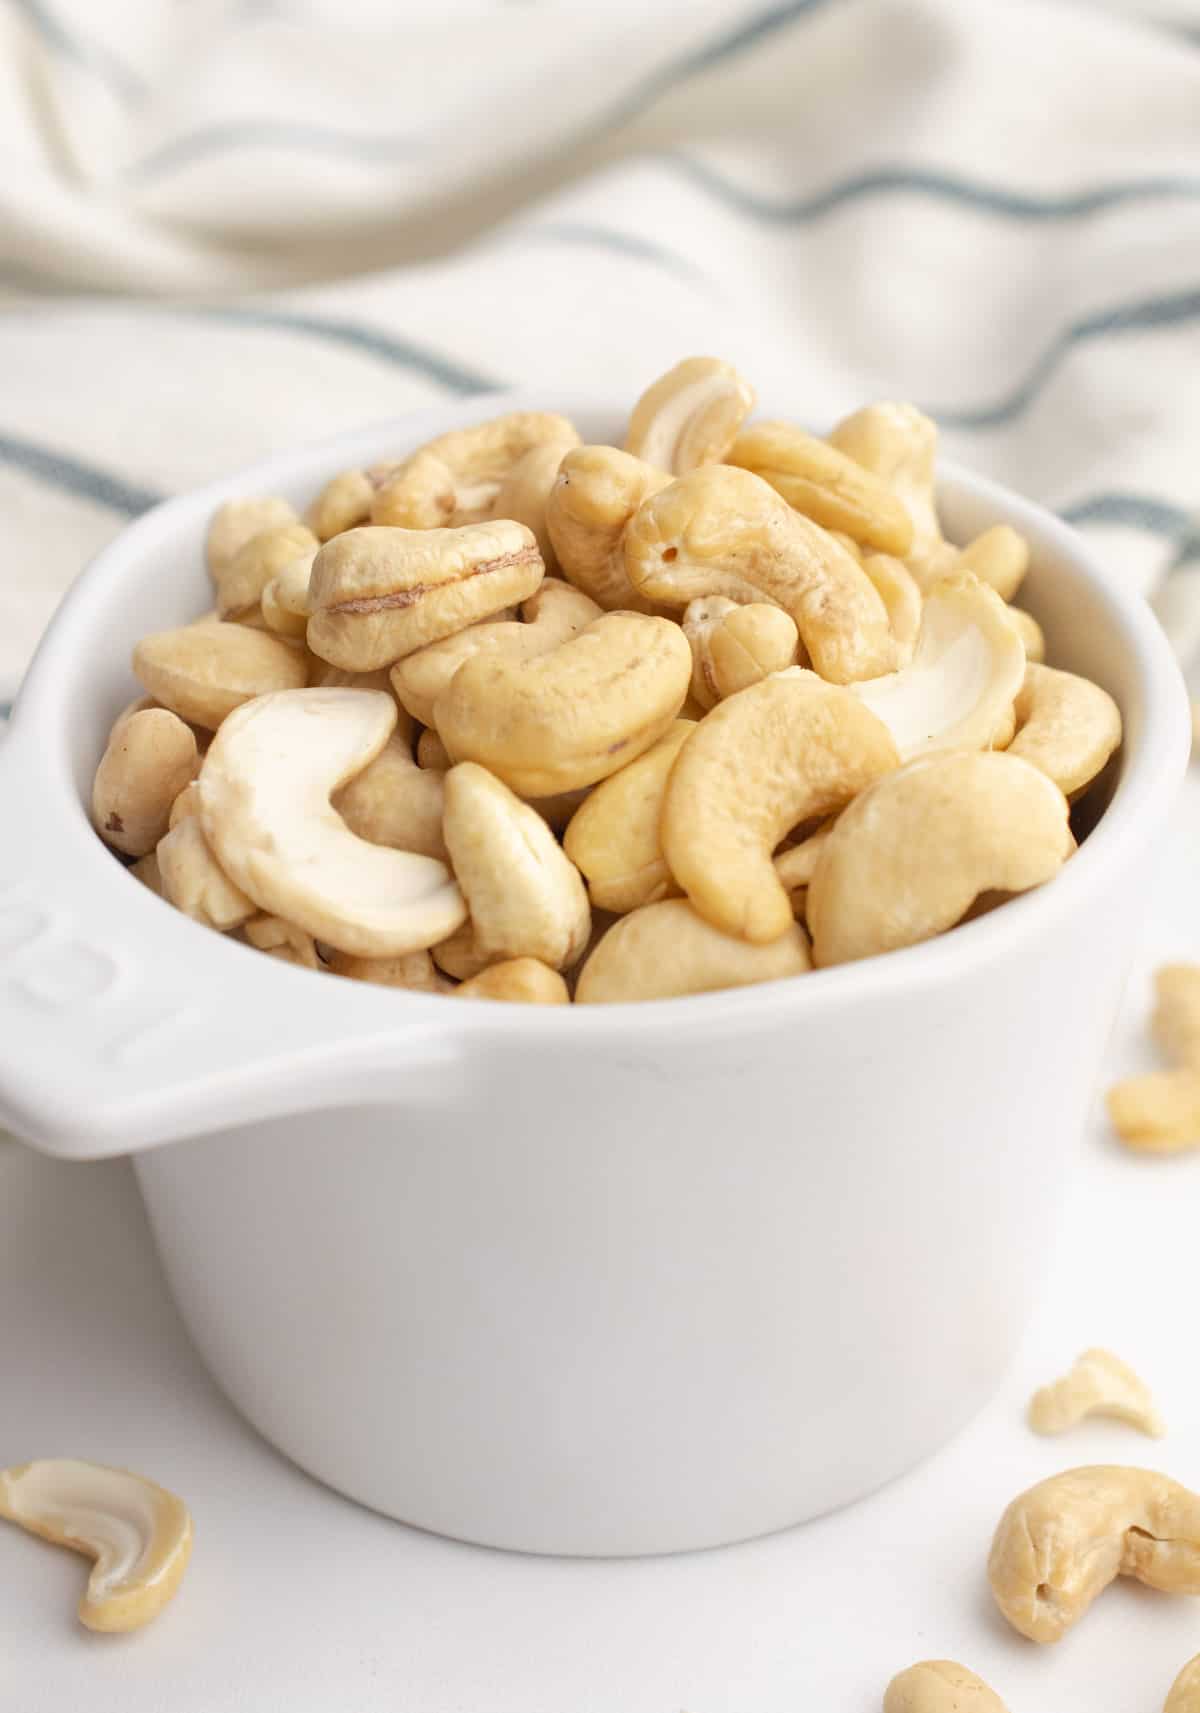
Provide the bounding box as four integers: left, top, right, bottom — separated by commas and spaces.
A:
1, 776, 1199, 1713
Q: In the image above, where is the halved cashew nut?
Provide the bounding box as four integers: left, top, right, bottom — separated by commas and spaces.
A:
325, 947, 449, 992
662, 670, 900, 943
1028, 1348, 1165, 1438
683, 597, 799, 709
261, 552, 316, 639
206, 494, 296, 585
1166, 1654, 1200, 1713
371, 412, 579, 528
199, 688, 466, 955
883, 1660, 1009, 1713
1008, 662, 1122, 797
807, 751, 1073, 967
563, 720, 694, 913
242, 915, 323, 969
218, 523, 319, 621
988, 1465, 1200, 1642
575, 899, 811, 1003
133, 622, 308, 729
457, 959, 571, 1004
623, 465, 896, 683
436, 611, 692, 796
827, 401, 949, 581
847, 573, 1026, 759
728, 419, 914, 555
157, 815, 256, 931
442, 762, 590, 970
333, 732, 448, 860
92, 708, 199, 857
307, 521, 544, 671
0, 1458, 193, 1633
957, 524, 1029, 602
546, 444, 673, 611
625, 356, 755, 474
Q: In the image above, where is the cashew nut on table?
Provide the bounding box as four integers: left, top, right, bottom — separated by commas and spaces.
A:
89, 365, 1120, 1003
1108, 963, 1200, 1153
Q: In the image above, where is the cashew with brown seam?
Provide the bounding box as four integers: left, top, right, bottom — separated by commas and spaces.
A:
682, 597, 799, 709
625, 355, 755, 474
545, 443, 673, 611
199, 688, 466, 954
988, 1465, 1200, 1643
623, 464, 897, 683
563, 720, 695, 913
661, 671, 900, 943
807, 751, 1074, 967
727, 418, 914, 555
1008, 661, 1123, 797
883, 1661, 1009, 1713
575, 899, 811, 1003
92, 707, 199, 857
371, 411, 579, 528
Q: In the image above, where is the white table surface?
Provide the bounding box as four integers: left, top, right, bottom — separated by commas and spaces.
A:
2, 776, 1199, 1713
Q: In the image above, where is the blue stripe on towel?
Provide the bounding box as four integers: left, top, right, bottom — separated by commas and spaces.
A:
0, 431, 162, 514
6, 0, 146, 103
515, 222, 712, 285
125, 122, 422, 185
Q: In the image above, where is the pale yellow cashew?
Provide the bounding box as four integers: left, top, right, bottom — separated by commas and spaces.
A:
489, 438, 578, 572
306, 468, 376, 541
988, 1465, 1200, 1643
575, 899, 811, 1003
1028, 1348, 1165, 1438
682, 597, 799, 709
661, 671, 900, 943
807, 751, 1073, 967
957, 523, 1030, 601
371, 412, 579, 528
1109, 965, 1200, 1153
307, 520, 544, 672
261, 551, 316, 639
623, 465, 896, 684
1008, 606, 1045, 662
134, 622, 307, 729
861, 554, 922, 666
883, 1660, 1009, 1713
727, 419, 914, 555
157, 815, 256, 931
436, 611, 692, 796
847, 573, 1026, 759
1008, 662, 1123, 797
205, 494, 297, 585
92, 707, 199, 857
625, 355, 755, 474
217, 523, 319, 621
332, 732, 447, 860
242, 915, 323, 969
545, 444, 673, 610
563, 720, 695, 913
456, 959, 571, 1004
199, 688, 465, 955
773, 820, 836, 892
1153, 964, 1200, 1065
1166, 1654, 1200, 1712
325, 947, 450, 992
827, 401, 950, 582
442, 762, 590, 970
0, 1459, 193, 1633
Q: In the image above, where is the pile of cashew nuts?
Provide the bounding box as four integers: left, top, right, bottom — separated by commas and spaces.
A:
89, 357, 1125, 1006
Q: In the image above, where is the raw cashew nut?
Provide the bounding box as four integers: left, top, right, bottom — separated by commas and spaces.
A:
489, 439, 578, 571
682, 597, 799, 709
545, 445, 673, 610
957, 524, 1029, 602
436, 611, 692, 796
575, 899, 811, 1003
371, 412, 579, 528
92, 708, 199, 856
563, 721, 694, 913
442, 762, 590, 970
1153, 964, 1200, 1065
168, 780, 200, 827
242, 915, 323, 969
623, 465, 896, 684
307, 521, 544, 671
390, 575, 600, 726
662, 670, 899, 942
333, 732, 447, 860
133, 622, 307, 729
261, 551, 316, 639
988, 1465, 1200, 1643
1008, 662, 1122, 797
417, 728, 451, 771
808, 751, 1073, 967
199, 688, 466, 955
0, 1459, 193, 1633
456, 959, 571, 1004
206, 494, 297, 585
827, 401, 949, 581
773, 819, 836, 892
326, 947, 449, 992
1109, 965, 1200, 1153
217, 522, 319, 621
131, 851, 164, 895
861, 554, 922, 665
625, 356, 755, 474
727, 419, 914, 555
306, 469, 376, 541
1008, 606, 1045, 662
157, 815, 256, 931
883, 1660, 1009, 1713
1028, 1348, 1165, 1438
847, 573, 1026, 759
1166, 1655, 1200, 1713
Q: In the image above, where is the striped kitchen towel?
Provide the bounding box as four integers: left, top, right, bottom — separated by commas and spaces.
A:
2, 0, 1199, 707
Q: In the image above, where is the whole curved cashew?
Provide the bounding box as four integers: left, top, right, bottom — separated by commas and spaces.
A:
883, 1660, 1009, 1713
333, 731, 448, 860
861, 553, 922, 666
1028, 1348, 1165, 1438
545, 444, 672, 610
206, 494, 297, 585
157, 815, 257, 931
306, 468, 376, 541
575, 898, 811, 1003
489, 439, 578, 571
957, 524, 1029, 602
807, 751, 1073, 966
436, 611, 692, 796
625, 356, 755, 474
563, 720, 695, 913
0, 1459, 193, 1633
827, 401, 948, 581
456, 959, 571, 1004
1166, 1654, 1200, 1713
661, 670, 900, 943
1109, 966, 1200, 1153
682, 597, 799, 709
1008, 662, 1122, 797
307, 520, 544, 672
847, 573, 1026, 759
261, 551, 316, 639
623, 464, 897, 683
92, 707, 199, 857
988, 1465, 1200, 1643
134, 622, 308, 729
371, 412, 579, 528
442, 762, 590, 970
727, 419, 914, 555
1008, 606, 1045, 662
199, 688, 466, 955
